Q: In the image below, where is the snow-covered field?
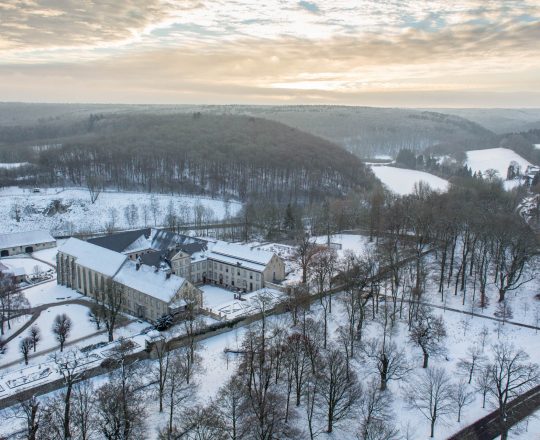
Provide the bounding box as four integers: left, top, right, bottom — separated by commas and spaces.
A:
0, 257, 51, 275
370, 165, 449, 195
466, 147, 532, 178
1, 304, 98, 367
0, 162, 29, 169
32, 247, 59, 266
23, 281, 82, 307
0, 187, 242, 235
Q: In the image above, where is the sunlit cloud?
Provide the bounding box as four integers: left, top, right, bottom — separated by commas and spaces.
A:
0, 0, 539, 106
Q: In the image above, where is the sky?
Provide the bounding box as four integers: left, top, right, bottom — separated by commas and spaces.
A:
0, 0, 539, 107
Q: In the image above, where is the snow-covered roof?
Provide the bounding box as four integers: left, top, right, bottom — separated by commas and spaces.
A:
58, 238, 127, 277
0, 230, 55, 249
114, 261, 186, 303
207, 241, 275, 272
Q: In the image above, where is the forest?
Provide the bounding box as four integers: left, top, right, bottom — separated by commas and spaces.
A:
0, 112, 374, 203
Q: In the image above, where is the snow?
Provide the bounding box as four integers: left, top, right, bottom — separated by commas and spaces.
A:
207, 241, 274, 272
0, 162, 29, 169
201, 284, 284, 320
23, 281, 83, 307
0, 304, 98, 367
200, 284, 238, 309
1, 237, 538, 439
370, 165, 449, 195
59, 238, 127, 277
0, 229, 55, 249
114, 261, 186, 303
466, 147, 532, 178
0, 187, 242, 235
32, 247, 58, 266
0, 257, 51, 275
0, 314, 32, 339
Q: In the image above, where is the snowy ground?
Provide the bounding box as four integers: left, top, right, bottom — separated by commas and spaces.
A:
369, 165, 449, 195
200, 284, 284, 320
32, 247, 58, 266
0, 162, 29, 169
0, 257, 52, 276
1, 241, 538, 439
22, 281, 81, 307
0, 315, 32, 340
0, 187, 241, 235
0, 304, 98, 368
466, 147, 532, 178
259, 233, 373, 285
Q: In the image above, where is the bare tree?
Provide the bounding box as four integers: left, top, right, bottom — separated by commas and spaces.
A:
452, 379, 475, 423
475, 364, 491, 409
294, 234, 321, 285
492, 219, 535, 302
214, 375, 248, 440
486, 342, 539, 440
72, 380, 97, 440
97, 338, 147, 439
86, 174, 104, 204
358, 379, 399, 440
10, 202, 22, 222
162, 347, 198, 438
95, 279, 124, 342
20, 336, 33, 365
52, 313, 72, 352
87, 306, 103, 331
409, 306, 446, 368
0, 273, 29, 336
457, 344, 485, 384
11, 396, 44, 440
310, 247, 337, 347
152, 337, 170, 413
406, 367, 454, 438
319, 345, 362, 433
29, 325, 41, 352
361, 338, 411, 391
52, 350, 85, 440
150, 195, 160, 226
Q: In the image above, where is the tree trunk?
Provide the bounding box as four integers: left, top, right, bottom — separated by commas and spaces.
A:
64, 383, 73, 440
422, 349, 429, 368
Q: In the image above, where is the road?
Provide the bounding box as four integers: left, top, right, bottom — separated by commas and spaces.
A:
448, 385, 540, 440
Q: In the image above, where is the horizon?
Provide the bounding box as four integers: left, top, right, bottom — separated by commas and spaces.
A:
1, 1, 539, 107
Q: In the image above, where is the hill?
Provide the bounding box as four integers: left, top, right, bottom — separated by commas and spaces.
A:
0, 103, 498, 161
427, 108, 540, 134
1, 112, 373, 203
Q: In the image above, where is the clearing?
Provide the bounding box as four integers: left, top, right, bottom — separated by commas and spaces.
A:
0, 187, 241, 235
370, 165, 449, 195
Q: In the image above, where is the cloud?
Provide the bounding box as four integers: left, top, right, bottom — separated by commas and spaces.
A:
0, 0, 539, 105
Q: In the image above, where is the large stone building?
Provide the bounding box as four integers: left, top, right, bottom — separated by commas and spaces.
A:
87, 229, 286, 293
57, 238, 202, 322
0, 230, 56, 257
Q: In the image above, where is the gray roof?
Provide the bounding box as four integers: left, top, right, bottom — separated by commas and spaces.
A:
88, 229, 151, 253
88, 229, 208, 257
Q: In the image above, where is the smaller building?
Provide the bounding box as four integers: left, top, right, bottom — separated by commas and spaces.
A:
0, 262, 26, 284
0, 230, 56, 257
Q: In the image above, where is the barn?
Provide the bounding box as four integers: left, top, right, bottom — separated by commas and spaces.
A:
0, 230, 56, 257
